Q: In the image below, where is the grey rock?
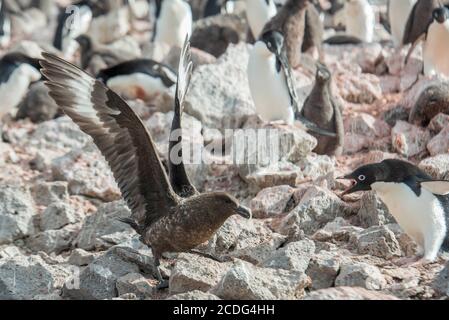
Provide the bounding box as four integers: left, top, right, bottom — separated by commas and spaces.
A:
68, 249, 97, 266
167, 290, 221, 300
229, 233, 286, 265
0, 245, 22, 259
391, 121, 431, 157
306, 250, 341, 290
31, 181, 69, 207
212, 260, 311, 300
335, 262, 387, 290
262, 240, 315, 273
186, 43, 255, 131
305, 287, 399, 300
428, 113, 449, 133
75, 201, 135, 251
419, 154, 449, 180
63, 247, 141, 300
0, 254, 71, 299
351, 226, 402, 259
250, 185, 294, 219
0, 184, 36, 245
432, 260, 449, 297
169, 253, 231, 295
26, 224, 79, 254
116, 273, 155, 299
357, 191, 394, 228
312, 218, 363, 242
40, 202, 81, 231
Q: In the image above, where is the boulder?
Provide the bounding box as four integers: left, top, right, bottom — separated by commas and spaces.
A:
391, 121, 431, 157
335, 262, 387, 290
305, 287, 399, 300
262, 239, 315, 273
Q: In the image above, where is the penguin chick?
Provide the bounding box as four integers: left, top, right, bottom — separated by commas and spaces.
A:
388, 0, 417, 47
247, 30, 336, 136
152, 0, 192, 49
96, 59, 177, 101
341, 159, 449, 265
340, 0, 375, 43
0, 53, 42, 120
301, 64, 344, 156
262, 0, 309, 69
245, 0, 277, 39
405, 5, 449, 78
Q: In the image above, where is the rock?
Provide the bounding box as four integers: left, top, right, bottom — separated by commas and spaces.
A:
16, 82, 61, 123
427, 125, 449, 156
391, 121, 431, 157
357, 191, 394, 228
228, 233, 286, 265
31, 181, 69, 207
428, 113, 449, 134
312, 217, 363, 242
167, 290, 221, 300
419, 154, 449, 180
344, 113, 391, 138
75, 201, 135, 251
26, 224, 79, 254
305, 287, 399, 300
51, 144, 121, 202
306, 250, 341, 290
0, 254, 71, 299
433, 261, 449, 297
351, 226, 402, 259
277, 186, 356, 238
383, 105, 410, 127
0, 245, 22, 259
335, 262, 387, 290
409, 81, 449, 126
88, 7, 130, 44
163, 46, 217, 70
262, 240, 315, 273
191, 14, 248, 58
169, 253, 231, 295
116, 273, 154, 299
385, 224, 418, 257
68, 249, 97, 266
297, 154, 335, 180
186, 43, 255, 131
241, 160, 302, 189
250, 185, 294, 219
0, 184, 36, 245
63, 247, 142, 300
211, 260, 311, 300
40, 202, 81, 231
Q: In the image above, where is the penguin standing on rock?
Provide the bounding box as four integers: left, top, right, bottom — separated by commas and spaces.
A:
247, 30, 336, 137
96, 59, 177, 101
405, 5, 449, 78
0, 53, 42, 120
152, 0, 192, 49
301, 64, 344, 156
340, 159, 449, 266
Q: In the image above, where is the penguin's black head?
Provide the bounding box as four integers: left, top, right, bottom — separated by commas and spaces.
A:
259, 30, 284, 56
432, 6, 449, 24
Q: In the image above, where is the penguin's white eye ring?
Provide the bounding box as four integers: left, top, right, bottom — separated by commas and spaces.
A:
358, 175, 366, 181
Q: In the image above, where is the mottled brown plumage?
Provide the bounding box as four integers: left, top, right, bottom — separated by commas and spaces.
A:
302, 2, 324, 57
40, 39, 251, 289
301, 64, 344, 156
262, 0, 309, 68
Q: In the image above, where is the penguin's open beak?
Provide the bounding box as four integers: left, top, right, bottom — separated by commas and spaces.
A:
235, 205, 252, 219
337, 175, 361, 196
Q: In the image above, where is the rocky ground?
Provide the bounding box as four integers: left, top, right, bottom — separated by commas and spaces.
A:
1, 0, 449, 300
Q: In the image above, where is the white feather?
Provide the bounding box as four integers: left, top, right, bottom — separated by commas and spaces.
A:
423, 19, 449, 78
245, 0, 277, 39
343, 0, 375, 42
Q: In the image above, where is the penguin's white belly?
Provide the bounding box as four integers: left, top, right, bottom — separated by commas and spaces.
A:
372, 182, 446, 249
62, 6, 92, 57
106, 73, 169, 100
246, 0, 277, 38
247, 52, 294, 124
0, 69, 34, 117
345, 4, 374, 42
388, 0, 416, 46
154, 1, 192, 48
0, 16, 11, 48
423, 21, 449, 78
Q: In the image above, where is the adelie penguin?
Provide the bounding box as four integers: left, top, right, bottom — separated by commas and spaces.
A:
247, 30, 336, 137
388, 0, 417, 47
340, 159, 449, 265
301, 64, 344, 156
96, 58, 177, 101
0, 53, 42, 120
152, 0, 192, 49
405, 4, 449, 78
335, 0, 375, 43
40, 37, 252, 289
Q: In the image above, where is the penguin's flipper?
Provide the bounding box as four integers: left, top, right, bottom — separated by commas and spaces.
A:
420, 181, 449, 196
405, 33, 426, 66
168, 36, 197, 198
402, 1, 418, 45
